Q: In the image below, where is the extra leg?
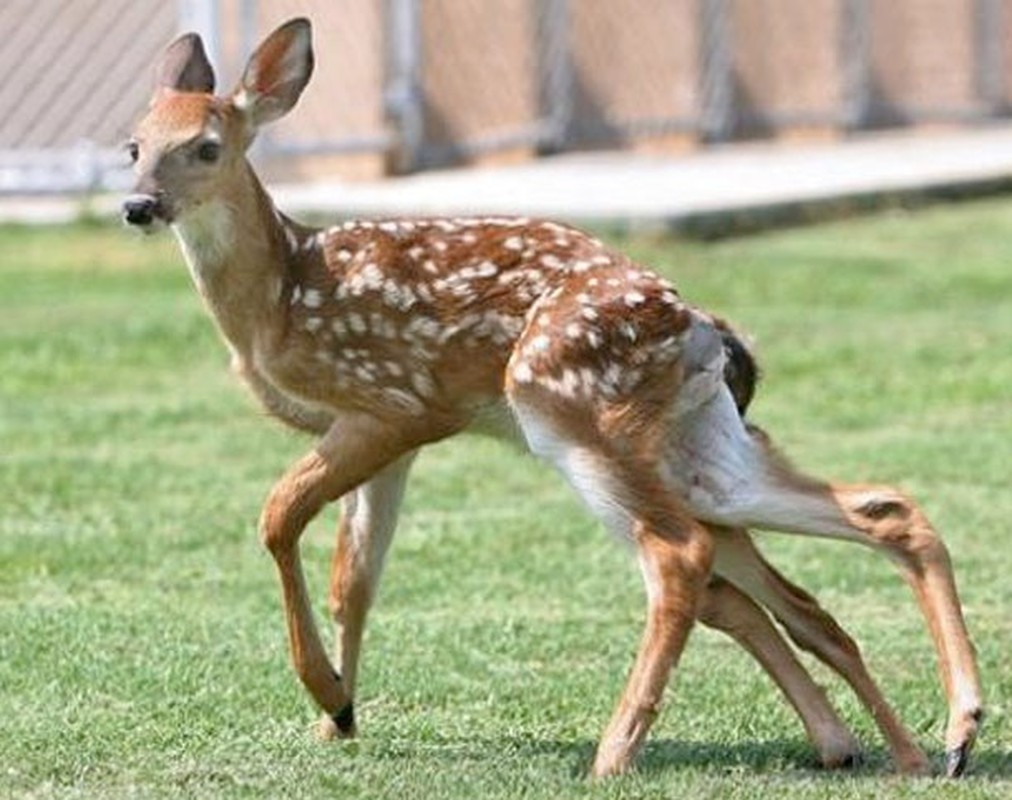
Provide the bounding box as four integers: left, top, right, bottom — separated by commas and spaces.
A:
671, 385, 983, 775
819, 483, 982, 776
258, 411, 420, 723
736, 480, 983, 775
697, 571, 862, 769
318, 452, 417, 739
712, 528, 931, 774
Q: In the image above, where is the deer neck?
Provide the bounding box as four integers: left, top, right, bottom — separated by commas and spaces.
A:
172, 162, 300, 356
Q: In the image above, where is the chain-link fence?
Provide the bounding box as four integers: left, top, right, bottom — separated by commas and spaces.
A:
1, 0, 1009, 194
0, 0, 178, 192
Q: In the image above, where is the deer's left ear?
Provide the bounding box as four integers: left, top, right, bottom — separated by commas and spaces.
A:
233, 17, 314, 127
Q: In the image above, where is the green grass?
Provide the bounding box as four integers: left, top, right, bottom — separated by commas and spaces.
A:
0, 201, 1009, 799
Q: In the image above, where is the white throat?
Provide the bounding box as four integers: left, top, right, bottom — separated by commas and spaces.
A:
172, 200, 236, 291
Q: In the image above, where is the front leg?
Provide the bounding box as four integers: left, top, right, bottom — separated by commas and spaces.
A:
259, 411, 421, 721
318, 452, 417, 739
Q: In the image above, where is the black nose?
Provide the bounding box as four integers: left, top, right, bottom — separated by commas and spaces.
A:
123, 194, 158, 226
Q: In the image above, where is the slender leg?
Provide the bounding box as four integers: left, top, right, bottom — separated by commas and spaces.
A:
672, 385, 983, 776
258, 411, 420, 720
830, 484, 982, 777
510, 388, 713, 778
593, 509, 713, 778
713, 528, 931, 774
697, 572, 862, 768
730, 475, 983, 776
317, 452, 417, 739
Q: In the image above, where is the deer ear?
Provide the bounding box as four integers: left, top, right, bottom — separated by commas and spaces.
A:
233, 18, 313, 127
154, 32, 215, 95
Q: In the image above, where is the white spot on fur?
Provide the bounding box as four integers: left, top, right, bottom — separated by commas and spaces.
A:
361, 263, 384, 290
410, 370, 436, 398
348, 313, 367, 335
475, 260, 499, 278
512, 362, 533, 383
530, 334, 551, 352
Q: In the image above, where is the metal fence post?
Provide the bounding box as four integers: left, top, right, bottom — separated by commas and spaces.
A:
539, 0, 573, 152
841, 0, 871, 130
699, 0, 733, 142
975, 0, 1006, 115
385, 0, 424, 172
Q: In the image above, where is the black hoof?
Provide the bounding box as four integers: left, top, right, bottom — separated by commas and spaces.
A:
332, 701, 355, 735
945, 744, 969, 778
837, 752, 861, 770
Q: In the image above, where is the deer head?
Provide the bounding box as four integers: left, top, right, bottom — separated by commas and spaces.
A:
122, 18, 314, 229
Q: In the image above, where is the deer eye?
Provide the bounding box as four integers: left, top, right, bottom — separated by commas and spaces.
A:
126, 141, 140, 164
196, 140, 221, 163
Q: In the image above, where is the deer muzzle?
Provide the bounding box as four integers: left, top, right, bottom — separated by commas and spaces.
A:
122, 193, 165, 228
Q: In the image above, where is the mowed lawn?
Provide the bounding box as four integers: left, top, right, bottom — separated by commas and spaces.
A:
0, 199, 1009, 800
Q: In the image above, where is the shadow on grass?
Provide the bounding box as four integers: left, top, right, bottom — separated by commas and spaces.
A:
369, 734, 1012, 781
638, 740, 1012, 781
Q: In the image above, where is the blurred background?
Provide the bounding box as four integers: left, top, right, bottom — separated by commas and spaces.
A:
1, 0, 1010, 196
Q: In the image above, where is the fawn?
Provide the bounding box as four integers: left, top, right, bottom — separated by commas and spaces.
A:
123, 18, 981, 777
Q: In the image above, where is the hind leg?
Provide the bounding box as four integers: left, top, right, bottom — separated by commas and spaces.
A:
697, 568, 862, 769
509, 386, 713, 777
670, 385, 983, 775
712, 528, 931, 774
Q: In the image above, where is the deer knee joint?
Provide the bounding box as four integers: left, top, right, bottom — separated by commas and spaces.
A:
259, 499, 297, 557
328, 564, 373, 626
327, 591, 344, 624
259, 478, 318, 556
259, 518, 281, 556
854, 496, 908, 522
684, 532, 715, 585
